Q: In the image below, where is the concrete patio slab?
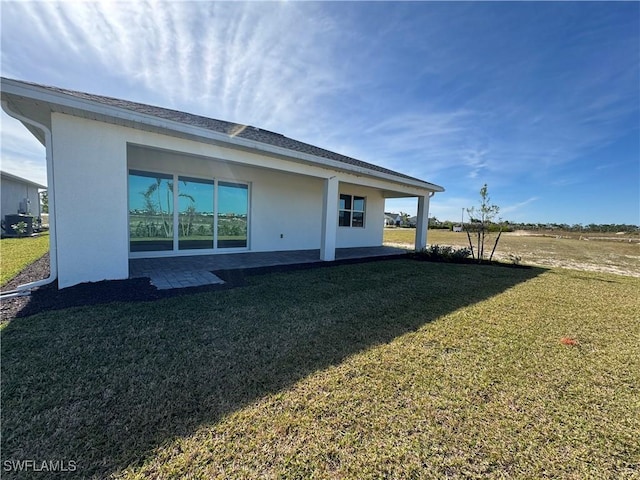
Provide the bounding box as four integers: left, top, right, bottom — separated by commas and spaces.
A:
129, 246, 408, 290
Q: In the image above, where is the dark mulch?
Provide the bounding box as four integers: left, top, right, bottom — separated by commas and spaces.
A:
1, 270, 232, 321
1, 253, 50, 321
407, 251, 533, 269
1, 254, 409, 320
1, 254, 161, 320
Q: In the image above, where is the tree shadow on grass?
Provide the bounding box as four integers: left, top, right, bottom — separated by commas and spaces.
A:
1, 259, 546, 478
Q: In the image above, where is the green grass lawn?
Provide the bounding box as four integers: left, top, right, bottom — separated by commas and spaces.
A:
0, 234, 49, 287
2, 260, 638, 479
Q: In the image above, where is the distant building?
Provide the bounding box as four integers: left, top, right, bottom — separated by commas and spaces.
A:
384, 212, 402, 226
1, 170, 46, 220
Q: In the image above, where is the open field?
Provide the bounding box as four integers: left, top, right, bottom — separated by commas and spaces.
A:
0, 234, 49, 287
385, 228, 640, 277
2, 260, 639, 479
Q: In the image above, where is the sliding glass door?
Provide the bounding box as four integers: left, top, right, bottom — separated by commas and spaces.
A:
217, 182, 248, 248
128, 171, 174, 252
178, 176, 214, 250
129, 170, 249, 253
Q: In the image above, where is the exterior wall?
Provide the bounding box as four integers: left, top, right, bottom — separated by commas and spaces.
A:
128, 146, 325, 252
51, 113, 129, 288
128, 147, 388, 253
1, 177, 41, 220
49, 112, 426, 287
337, 184, 385, 248
251, 169, 323, 251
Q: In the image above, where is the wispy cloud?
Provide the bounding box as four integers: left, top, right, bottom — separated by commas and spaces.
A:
2, 2, 347, 132
501, 197, 539, 216
1, 2, 637, 223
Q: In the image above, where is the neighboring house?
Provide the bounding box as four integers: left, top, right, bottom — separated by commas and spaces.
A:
1, 170, 46, 221
1, 78, 444, 288
384, 214, 434, 228
384, 212, 401, 227
384, 212, 413, 227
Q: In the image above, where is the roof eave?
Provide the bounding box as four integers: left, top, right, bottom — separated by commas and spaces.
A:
1, 78, 445, 193
0, 170, 47, 189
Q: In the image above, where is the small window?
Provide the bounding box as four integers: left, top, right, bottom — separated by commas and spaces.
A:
339, 194, 365, 228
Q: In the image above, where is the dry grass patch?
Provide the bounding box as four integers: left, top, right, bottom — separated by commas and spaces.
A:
385, 228, 640, 277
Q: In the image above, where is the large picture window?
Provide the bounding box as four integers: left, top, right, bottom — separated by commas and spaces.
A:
128, 170, 249, 253
339, 194, 365, 228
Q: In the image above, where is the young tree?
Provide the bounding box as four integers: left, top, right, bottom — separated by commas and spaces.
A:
40, 190, 48, 214
465, 184, 502, 261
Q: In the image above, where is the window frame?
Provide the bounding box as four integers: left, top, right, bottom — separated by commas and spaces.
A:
128, 169, 250, 256
338, 194, 366, 228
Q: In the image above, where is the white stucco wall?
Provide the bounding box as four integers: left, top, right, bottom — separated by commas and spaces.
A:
51, 113, 130, 288
128, 146, 389, 252
128, 145, 324, 252
48, 113, 428, 288
337, 184, 385, 248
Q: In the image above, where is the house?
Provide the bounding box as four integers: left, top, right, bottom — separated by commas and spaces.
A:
1, 170, 46, 235
1, 78, 444, 289
384, 212, 414, 227
384, 212, 401, 227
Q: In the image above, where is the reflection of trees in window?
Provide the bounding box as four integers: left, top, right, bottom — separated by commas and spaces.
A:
139, 177, 175, 238
178, 177, 214, 250
129, 171, 174, 251
129, 171, 249, 251
217, 182, 248, 248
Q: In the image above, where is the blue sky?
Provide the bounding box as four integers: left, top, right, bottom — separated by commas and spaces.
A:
1, 1, 638, 225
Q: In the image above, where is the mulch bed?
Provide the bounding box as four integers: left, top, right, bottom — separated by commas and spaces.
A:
0, 254, 230, 320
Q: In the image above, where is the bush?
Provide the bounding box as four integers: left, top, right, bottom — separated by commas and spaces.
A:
411, 245, 472, 262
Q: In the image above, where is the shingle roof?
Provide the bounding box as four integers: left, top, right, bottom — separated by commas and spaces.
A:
3, 78, 441, 188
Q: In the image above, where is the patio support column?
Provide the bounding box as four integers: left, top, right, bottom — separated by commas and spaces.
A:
415, 193, 431, 251
320, 176, 339, 261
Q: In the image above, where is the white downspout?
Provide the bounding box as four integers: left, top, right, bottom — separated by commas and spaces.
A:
1, 100, 58, 298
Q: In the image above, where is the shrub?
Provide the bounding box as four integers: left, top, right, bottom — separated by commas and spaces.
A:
11, 221, 29, 237
412, 245, 472, 262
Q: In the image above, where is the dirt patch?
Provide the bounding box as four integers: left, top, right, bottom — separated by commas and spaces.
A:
503, 256, 640, 278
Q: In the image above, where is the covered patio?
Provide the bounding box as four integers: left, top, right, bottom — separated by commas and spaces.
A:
129, 246, 408, 290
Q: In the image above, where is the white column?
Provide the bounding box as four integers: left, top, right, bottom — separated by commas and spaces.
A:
320, 176, 339, 261
415, 194, 431, 251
